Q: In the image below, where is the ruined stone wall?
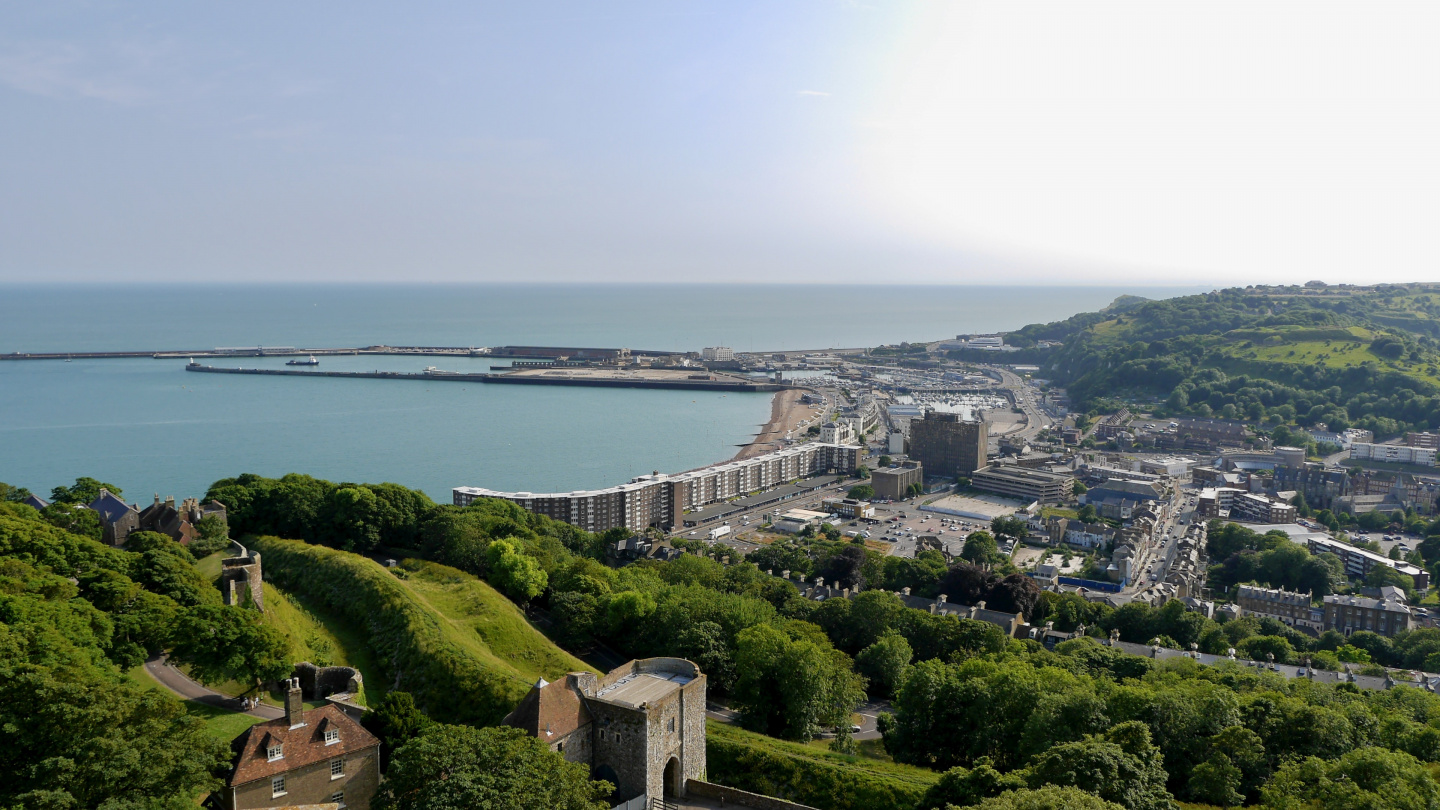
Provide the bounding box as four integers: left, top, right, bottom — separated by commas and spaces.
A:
293, 662, 363, 700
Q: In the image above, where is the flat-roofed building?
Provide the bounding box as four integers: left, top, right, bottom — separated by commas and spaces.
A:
910, 411, 988, 477
455, 443, 861, 533
970, 465, 1070, 504
871, 462, 923, 500
1351, 442, 1437, 466
1306, 535, 1429, 590
821, 498, 875, 519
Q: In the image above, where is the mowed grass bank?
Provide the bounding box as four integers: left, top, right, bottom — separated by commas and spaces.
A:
705, 721, 939, 810
250, 536, 592, 725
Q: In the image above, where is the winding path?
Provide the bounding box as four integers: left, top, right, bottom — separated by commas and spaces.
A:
142, 655, 283, 720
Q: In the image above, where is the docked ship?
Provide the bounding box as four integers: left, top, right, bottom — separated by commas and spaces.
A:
285, 356, 319, 366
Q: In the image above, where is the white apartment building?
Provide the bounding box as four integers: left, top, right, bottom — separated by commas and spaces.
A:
454, 443, 861, 533
701, 347, 735, 362
1350, 443, 1437, 466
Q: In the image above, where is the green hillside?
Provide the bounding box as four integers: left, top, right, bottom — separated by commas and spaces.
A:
249, 535, 593, 725
1004, 283, 1440, 435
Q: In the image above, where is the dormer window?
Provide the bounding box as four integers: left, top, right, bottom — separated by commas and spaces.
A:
266, 744, 284, 761
325, 729, 341, 745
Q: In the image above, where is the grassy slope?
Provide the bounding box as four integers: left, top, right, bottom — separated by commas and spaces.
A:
399, 559, 597, 684
249, 536, 593, 725
705, 721, 939, 810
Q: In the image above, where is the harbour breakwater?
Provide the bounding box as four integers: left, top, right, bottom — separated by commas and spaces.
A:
184, 363, 791, 393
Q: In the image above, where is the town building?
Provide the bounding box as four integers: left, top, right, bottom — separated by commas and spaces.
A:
1351, 442, 1437, 466
1084, 479, 1165, 505
86, 489, 228, 547
871, 461, 923, 501
1094, 410, 1133, 440
1324, 587, 1412, 638
820, 497, 875, 520
909, 412, 988, 477
1171, 417, 1248, 448
700, 347, 735, 362
970, 465, 1070, 504
1054, 519, 1117, 550
455, 443, 862, 533
1305, 535, 1429, 589
1407, 432, 1440, 449
1273, 462, 1350, 510
1236, 584, 1321, 631
219, 679, 380, 810
887, 430, 906, 455
505, 658, 706, 804
1230, 493, 1298, 524
819, 420, 856, 445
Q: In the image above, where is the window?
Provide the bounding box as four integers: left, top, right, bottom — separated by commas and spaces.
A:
330, 757, 345, 778
266, 744, 283, 761
325, 728, 341, 745
271, 777, 286, 798
330, 790, 345, 807
667, 717, 675, 732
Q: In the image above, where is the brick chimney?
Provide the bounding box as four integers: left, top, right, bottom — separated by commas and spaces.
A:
285, 677, 306, 728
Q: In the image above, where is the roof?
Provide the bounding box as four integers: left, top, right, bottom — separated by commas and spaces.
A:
228, 704, 378, 787
23, 494, 49, 510
86, 489, 135, 524
594, 671, 693, 708
504, 674, 594, 740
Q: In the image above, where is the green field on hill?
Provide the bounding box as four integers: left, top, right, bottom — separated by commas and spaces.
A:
249, 536, 593, 725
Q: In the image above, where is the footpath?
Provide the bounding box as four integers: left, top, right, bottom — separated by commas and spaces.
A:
142, 655, 283, 720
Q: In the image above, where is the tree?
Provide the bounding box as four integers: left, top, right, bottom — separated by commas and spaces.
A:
962, 532, 1003, 566
190, 514, 231, 557
938, 562, 997, 604
1261, 747, 1440, 810
907, 482, 925, 498
674, 620, 735, 691
377, 724, 611, 810
1025, 722, 1175, 810
49, 476, 122, 504
1077, 504, 1098, 524
1364, 563, 1415, 597
985, 573, 1042, 618
39, 502, 103, 540
879, 455, 893, 467
856, 631, 913, 697
363, 691, 433, 768
1185, 754, 1243, 807
486, 538, 548, 603
168, 604, 291, 688
848, 485, 876, 501
0, 481, 33, 502
1073, 480, 1088, 496
919, 758, 1027, 809
991, 516, 1029, 539
857, 465, 870, 479
974, 787, 1124, 810
732, 623, 866, 741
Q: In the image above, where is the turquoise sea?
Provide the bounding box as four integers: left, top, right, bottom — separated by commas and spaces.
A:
0, 284, 1205, 501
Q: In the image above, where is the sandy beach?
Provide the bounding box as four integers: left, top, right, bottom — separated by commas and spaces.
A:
734, 388, 817, 460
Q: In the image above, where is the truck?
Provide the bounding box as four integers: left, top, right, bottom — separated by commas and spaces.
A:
707, 525, 732, 541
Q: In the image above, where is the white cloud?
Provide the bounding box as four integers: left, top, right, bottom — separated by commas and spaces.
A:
0, 42, 149, 103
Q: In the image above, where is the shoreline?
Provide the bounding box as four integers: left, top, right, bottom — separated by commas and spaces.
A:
733, 388, 817, 460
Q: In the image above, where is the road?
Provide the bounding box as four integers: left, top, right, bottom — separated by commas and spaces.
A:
143, 655, 282, 720
989, 366, 1048, 442
704, 698, 888, 741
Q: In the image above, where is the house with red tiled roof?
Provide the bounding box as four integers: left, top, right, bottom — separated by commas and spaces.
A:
218, 679, 380, 810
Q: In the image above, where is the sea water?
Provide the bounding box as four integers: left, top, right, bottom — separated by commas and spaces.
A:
0, 284, 1204, 501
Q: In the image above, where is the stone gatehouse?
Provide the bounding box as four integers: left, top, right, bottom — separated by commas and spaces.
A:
504, 657, 706, 802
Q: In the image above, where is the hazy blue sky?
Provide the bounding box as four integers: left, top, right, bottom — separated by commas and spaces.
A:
2, 2, 1437, 285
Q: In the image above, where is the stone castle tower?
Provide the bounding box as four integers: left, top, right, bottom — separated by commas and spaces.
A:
220, 541, 264, 611
504, 657, 706, 802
